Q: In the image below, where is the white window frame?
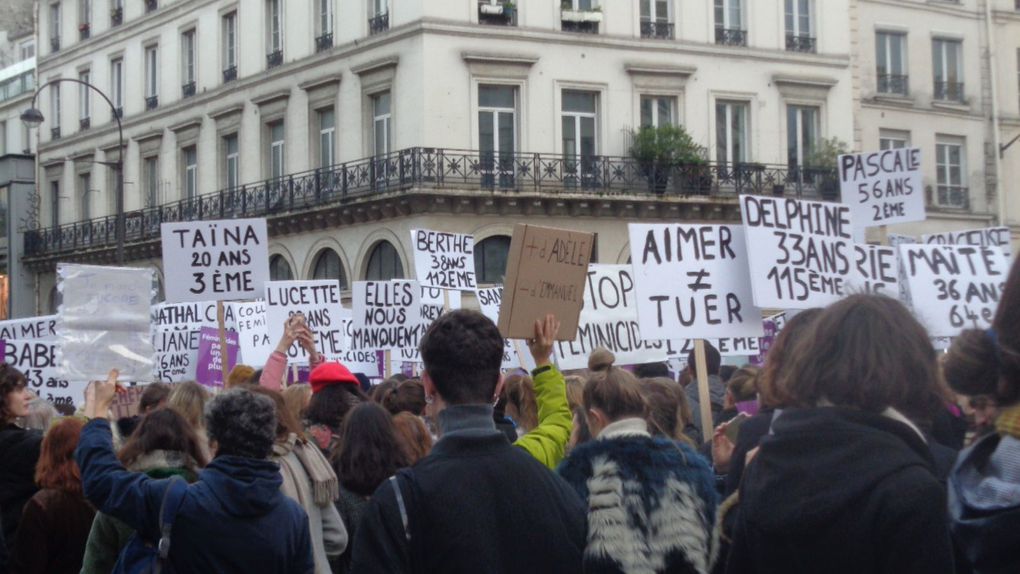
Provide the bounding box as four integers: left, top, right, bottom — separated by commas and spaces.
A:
715, 0, 743, 30
267, 0, 283, 53
79, 0, 92, 26
478, 85, 518, 158
49, 3, 61, 44
561, 90, 599, 158
18, 38, 35, 60
144, 45, 159, 98
787, 104, 820, 168
372, 0, 389, 16
110, 58, 123, 111
224, 134, 239, 190
51, 85, 61, 129
269, 121, 286, 179
372, 92, 392, 156
79, 172, 92, 219
78, 69, 91, 121
566, 0, 598, 10
318, 108, 336, 168
932, 38, 963, 85
878, 130, 910, 150
51, 181, 61, 227
935, 137, 967, 208
181, 30, 196, 85
144, 156, 159, 206
223, 11, 237, 71
715, 99, 749, 164
641, 0, 670, 23
318, 0, 334, 36
785, 0, 813, 37
876, 32, 906, 76
640, 95, 676, 128
183, 146, 198, 200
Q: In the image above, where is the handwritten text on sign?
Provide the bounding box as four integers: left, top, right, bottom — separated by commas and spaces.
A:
352, 280, 423, 351
229, 301, 273, 368
153, 327, 201, 382
922, 227, 1013, 259
839, 148, 925, 227
477, 286, 534, 371
2, 339, 80, 409
265, 281, 345, 364
0, 316, 57, 341
900, 245, 1009, 337
412, 230, 477, 290
741, 196, 854, 309
846, 244, 900, 296
629, 224, 763, 340
195, 327, 239, 389
161, 218, 269, 303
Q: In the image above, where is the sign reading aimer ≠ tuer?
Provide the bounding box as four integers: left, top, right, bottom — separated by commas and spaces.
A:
411, 229, 477, 290
161, 218, 270, 303
839, 148, 925, 228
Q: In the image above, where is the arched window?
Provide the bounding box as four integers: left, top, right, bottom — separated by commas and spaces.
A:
474, 235, 511, 284
269, 254, 294, 281
311, 248, 347, 290
365, 241, 404, 281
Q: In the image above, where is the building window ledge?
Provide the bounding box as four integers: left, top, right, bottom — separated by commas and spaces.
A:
369, 13, 390, 35
561, 9, 603, 23
640, 20, 674, 39
930, 100, 971, 113
315, 33, 334, 52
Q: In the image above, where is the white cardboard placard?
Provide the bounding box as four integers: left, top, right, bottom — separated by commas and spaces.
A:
839, 148, 925, 228
264, 280, 346, 364
161, 218, 270, 303
921, 227, 1013, 258
0, 316, 57, 341
411, 229, 477, 290
351, 280, 424, 352
2, 339, 81, 409
846, 244, 900, 297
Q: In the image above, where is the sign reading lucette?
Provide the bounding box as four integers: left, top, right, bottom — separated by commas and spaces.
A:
412, 229, 477, 290
839, 148, 925, 227
161, 219, 269, 303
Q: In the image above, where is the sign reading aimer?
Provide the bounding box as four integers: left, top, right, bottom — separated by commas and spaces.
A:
161, 218, 269, 302
412, 229, 477, 290
839, 148, 925, 227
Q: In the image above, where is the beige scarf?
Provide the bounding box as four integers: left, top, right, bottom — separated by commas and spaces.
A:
273, 433, 339, 507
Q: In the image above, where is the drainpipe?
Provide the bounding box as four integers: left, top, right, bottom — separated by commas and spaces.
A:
984, 0, 1005, 226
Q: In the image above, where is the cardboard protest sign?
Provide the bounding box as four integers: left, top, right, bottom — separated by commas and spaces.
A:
411, 229, 478, 290
497, 224, 593, 340
629, 224, 763, 340
839, 148, 925, 228
741, 196, 854, 309
352, 280, 424, 352
2, 339, 81, 410
0, 316, 57, 341
153, 327, 201, 382
161, 218, 270, 303
900, 244, 1010, 337
153, 301, 219, 331
265, 281, 346, 364
195, 327, 239, 389
56, 264, 155, 382
110, 385, 149, 420
554, 265, 671, 371
846, 244, 900, 296
922, 227, 1013, 258
229, 301, 272, 368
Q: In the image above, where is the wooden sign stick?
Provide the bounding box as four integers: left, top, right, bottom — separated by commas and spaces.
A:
216, 301, 230, 388
694, 339, 714, 444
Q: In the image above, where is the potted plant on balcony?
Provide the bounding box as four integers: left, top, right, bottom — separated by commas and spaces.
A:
561, 1, 603, 22
629, 124, 708, 195
803, 137, 849, 200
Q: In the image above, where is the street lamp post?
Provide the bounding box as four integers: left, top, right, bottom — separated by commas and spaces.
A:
21, 78, 126, 264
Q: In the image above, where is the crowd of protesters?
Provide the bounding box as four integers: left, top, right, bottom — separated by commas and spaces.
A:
0, 255, 1018, 573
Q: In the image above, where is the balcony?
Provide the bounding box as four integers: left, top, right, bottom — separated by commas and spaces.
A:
935, 186, 969, 210
110, 7, 123, 26
877, 73, 909, 96
478, 2, 517, 26
315, 33, 333, 53
640, 20, 674, 39
50, 127, 61, 140
80, 118, 90, 130
715, 28, 747, 47
182, 81, 196, 98
561, 7, 601, 34
222, 66, 237, 83
934, 81, 965, 104
79, 23, 91, 40
266, 50, 283, 69
144, 0, 158, 14
22, 147, 838, 262
369, 13, 390, 35
145, 95, 158, 110
50, 36, 60, 53
786, 34, 816, 53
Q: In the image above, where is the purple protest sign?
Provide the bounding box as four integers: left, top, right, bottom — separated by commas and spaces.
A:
750, 313, 786, 367
195, 327, 239, 389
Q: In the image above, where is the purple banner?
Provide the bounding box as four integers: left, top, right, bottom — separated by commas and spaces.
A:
196, 327, 239, 389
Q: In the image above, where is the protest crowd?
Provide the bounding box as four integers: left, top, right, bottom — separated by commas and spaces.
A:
0, 210, 1018, 574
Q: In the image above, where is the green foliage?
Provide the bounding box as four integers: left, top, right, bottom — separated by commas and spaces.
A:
629, 125, 706, 166
804, 137, 850, 169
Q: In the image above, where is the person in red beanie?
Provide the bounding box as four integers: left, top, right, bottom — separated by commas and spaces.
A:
305, 361, 369, 454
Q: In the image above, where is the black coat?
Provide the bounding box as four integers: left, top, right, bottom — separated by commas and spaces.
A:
726, 407, 955, 574
0, 424, 42, 552
351, 430, 586, 574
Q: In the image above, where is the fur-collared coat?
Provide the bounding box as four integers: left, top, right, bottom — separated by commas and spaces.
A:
559, 418, 719, 574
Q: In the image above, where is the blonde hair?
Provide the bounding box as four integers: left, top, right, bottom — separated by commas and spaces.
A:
282, 384, 312, 424
504, 375, 538, 432
168, 381, 209, 431
564, 375, 586, 412
583, 352, 645, 423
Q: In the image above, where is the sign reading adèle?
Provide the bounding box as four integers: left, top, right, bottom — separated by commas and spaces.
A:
161, 219, 270, 303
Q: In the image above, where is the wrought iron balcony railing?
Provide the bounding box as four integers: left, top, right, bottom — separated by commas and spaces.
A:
145, 95, 158, 110
562, 20, 599, 34
222, 66, 237, 83
933, 81, 965, 103
80, 118, 90, 130
478, 2, 517, 26
786, 34, 816, 53
24, 148, 838, 259
182, 81, 196, 98
936, 186, 969, 210
113, 107, 122, 119
50, 36, 60, 53
715, 28, 747, 47
640, 20, 674, 39
315, 33, 333, 52
50, 127, 60, 140
877, 73, 909, 96
266, 50, 283, 69
144, 0, 158, 14
369, 13, 390, 35
110, 7, 123, 26
79, 24, 91, 40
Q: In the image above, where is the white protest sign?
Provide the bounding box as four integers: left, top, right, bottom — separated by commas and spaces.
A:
477, 286, 536, 371
1, 339, 81, 409
352, 280, 424, 352
668, 337, 760, 359
411, 229, 478, 290
554, 265, 671, 371
629, 224, 763, 340
56, 264, 155, 382
0, 316, 57, 341
839, 148, 925, 228
741, 196, 854, 309
337, 349, 382, 378
265, 281, 346, 364
152, 327, 201, 382
846, 244, 900, 296
900, 244, 1010, 337
161, 218, 270, 303
419, 287, 462, 328
153, 301, 219, 330
229, 301, 272, 368
922, 227, 1013, 258
888, 234, 918, 304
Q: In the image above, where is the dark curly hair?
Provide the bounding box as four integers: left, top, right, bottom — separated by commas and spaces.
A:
0, 364, 28, 423
205, 389, 277, 459
419, 310, 503, 405
305, 384, 365, 433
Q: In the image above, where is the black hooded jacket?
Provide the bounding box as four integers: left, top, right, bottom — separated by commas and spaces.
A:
725, 407, 955, 574
0, 424, 42, 552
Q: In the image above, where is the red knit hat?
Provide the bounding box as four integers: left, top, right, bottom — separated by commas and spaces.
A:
309, 362, 359, 394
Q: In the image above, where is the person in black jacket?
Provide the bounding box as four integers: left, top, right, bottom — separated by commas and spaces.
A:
0, 365, 42, 558
351, 312, 586, 574
725, 295, 955, 574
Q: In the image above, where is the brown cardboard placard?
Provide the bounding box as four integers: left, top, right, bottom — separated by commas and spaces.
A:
497, 223, 593, 340
110, 386, 148, 420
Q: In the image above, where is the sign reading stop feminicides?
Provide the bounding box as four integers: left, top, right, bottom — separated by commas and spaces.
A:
839, 148, 926, 228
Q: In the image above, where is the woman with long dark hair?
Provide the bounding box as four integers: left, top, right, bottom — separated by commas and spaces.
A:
80, 408, 206, 573
0, 365, 42, 559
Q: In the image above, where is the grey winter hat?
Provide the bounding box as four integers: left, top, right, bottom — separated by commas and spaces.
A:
205, 388, 277, 459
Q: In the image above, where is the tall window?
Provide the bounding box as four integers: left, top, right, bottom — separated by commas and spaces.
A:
269, 121, 285, 179
79, 0, 92, 35
319, 109, 335, 168
714, 0, 745, 46
181, 30, 196, 95
270, 255, 294, 281
183, 147, 198, 200
110, 58, 123, 116
640, 0, 672, 39
267, 0, 283, 54
222, 11, 237, 80
785, 0, 814, 52
935, 137, 967, 208
876, 32, 908, 95
49, 3, 61, 52
50, 85, 61, 132
50, 181, 60, 227
78, 69, 91, 128
224, 134, 239, 190
565, 0, 597, 9
311, 249, 345, 289
932, 39, 963, 102
787, 105, 819, 168
561, 90, 598, 158
715, 100, 748, 165
373, 0, 388, 16
373, 92, 391, 156
640, 95, 675, 128
19, 38, 35, 60
479, 86, 516, 158
879, 130, 910, 150
317, 0, 333, 39
79, 173, 92, 219
474, 236, 511, 284
0, 122, 5, 156
144, 156, 159, 207
144, 45, 159, 106
365, 241, 404, 281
